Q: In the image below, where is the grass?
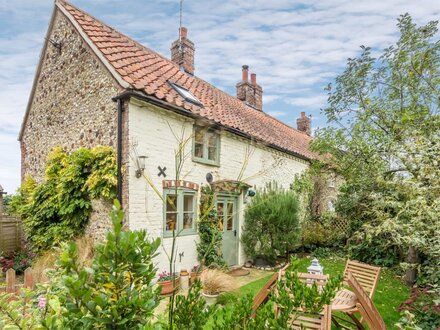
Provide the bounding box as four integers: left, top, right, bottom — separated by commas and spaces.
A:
220, 257, 410, 328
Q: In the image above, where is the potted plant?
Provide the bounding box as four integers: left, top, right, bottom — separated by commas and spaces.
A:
157, 270, 180, 295
190, 265, 202, 284
200, 269, 236, 305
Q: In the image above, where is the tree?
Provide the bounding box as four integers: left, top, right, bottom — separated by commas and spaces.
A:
241, 182, 300, 264
313, 14, 440, 285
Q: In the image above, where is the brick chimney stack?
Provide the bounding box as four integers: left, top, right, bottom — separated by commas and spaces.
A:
297, 112, 312, 135
171, 27, 195, 75
236, 65, 263, 111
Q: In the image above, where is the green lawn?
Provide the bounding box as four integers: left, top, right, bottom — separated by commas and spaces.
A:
227, 257, 410, 329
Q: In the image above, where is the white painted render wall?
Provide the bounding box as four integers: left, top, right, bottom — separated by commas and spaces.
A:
127, 98, 309, 274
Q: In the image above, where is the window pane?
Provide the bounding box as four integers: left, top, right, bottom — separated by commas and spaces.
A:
195, 128, 204, 144
217, 202, 224, 230
227, 202, 234, 230
183, 212, 194, 229
166, 194, 177, 212
166, 212, 177, 230
208, 133, 218, 147
208, 146, 217, 161
184, 195, 194, 211
195, 143, 204, 158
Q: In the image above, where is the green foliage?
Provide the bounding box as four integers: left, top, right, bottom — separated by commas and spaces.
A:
196, 186, 227, 268
10, 146, 117, 253
241, 182, 300, 263
313, 14, 440, 285
45, 200, 161, 329
169, 280, 214, 330
398, 287, 440, 329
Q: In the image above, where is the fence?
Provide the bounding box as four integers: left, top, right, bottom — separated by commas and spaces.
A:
0, 268, 35, 294
0, 214, 22, 254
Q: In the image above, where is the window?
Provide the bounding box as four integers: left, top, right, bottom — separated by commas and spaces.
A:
170, 82, 203, 106
164, 189, 197, 236
193, 125, 220, 165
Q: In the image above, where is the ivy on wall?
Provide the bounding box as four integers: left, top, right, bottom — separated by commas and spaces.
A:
196, 185, 227, 268
10, 146, 117, 253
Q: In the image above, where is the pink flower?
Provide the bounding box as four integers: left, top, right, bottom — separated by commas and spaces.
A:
38, 295, 46, 309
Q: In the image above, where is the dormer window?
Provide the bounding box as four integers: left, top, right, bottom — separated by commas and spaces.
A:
170, 82, 203, 106
193, 125, 220, 166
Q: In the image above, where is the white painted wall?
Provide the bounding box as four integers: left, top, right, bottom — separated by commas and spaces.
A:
127, 98, 309, 275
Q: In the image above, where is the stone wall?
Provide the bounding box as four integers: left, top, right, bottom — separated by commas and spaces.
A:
20, 9, 123, 240
21, 10, 121, 181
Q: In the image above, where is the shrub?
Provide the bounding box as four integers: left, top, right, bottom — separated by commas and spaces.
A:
10, 146, 117, 253
200, 269, 236, 295
0, 249, 33, 274
196, 186, 227, 268
241, 183, 300, 263
398, 287, 440, 329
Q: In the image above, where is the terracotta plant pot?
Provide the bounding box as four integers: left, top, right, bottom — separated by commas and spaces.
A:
190, 271, 202, 284
158, 277, 180, 295
202, 292, 219, 306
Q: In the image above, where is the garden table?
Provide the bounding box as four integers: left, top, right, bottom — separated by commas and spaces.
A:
331, 288, 357, 312
331, 289, 365, 329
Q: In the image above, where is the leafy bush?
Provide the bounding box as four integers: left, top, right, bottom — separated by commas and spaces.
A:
241, 183, 300, 263
0, 249, 33, 274
170, 280, 215, 330
0, 200, 162, 329
10, 146, 117, 253
301, 221, 331, 247
196, 186, 227, 268
398, 287, 440, 329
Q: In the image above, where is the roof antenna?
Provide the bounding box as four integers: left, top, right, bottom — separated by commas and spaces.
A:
179, 0, 184, 46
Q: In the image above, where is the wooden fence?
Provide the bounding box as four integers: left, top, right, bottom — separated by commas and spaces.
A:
0, 214, 22, 254
0, 268, 35, 295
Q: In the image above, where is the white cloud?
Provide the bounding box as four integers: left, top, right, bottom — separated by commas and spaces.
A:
1, 0, 440, 192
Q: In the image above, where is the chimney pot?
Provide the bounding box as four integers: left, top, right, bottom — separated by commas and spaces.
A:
179, 27, 188, 38
171, 26, 195, 74
251, 73, 257, 86
242, 65, 249, 81
297, 112, 311, 135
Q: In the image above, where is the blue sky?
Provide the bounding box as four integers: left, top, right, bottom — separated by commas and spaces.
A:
1, 0, 439, 193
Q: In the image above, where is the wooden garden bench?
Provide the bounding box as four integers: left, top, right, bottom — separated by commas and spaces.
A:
251, 272, 279, 315
347, 272, 386, 330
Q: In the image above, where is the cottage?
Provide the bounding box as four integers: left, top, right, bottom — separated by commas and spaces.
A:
19, 0, 315, 271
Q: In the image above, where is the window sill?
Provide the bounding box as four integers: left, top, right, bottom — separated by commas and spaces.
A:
163, 230, 198, 238
192, 156, 220, 167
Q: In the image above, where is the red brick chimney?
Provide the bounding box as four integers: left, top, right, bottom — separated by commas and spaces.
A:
171, 27, 195, 75
236, 65, 263, 111
297, 112, 311, 135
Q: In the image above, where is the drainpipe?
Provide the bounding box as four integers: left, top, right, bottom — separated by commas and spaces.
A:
117, 98, 124, 204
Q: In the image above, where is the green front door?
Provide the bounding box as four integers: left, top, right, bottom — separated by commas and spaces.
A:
217, 196, 238, 266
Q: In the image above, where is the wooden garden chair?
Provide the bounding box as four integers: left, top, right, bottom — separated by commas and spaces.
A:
291, 305, 332, 330
331, 260, 381, 329
275, 268, 331, 329
347, 272, 386, 330
343, 259, 381, 299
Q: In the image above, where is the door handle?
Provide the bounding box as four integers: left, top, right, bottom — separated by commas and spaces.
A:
234, 230, 237, 237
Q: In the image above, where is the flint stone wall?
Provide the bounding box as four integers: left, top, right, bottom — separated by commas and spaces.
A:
21, 9, 123, 240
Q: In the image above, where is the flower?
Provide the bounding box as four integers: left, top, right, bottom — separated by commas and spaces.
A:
157, 270, 178, 282
38, 295, 47, 309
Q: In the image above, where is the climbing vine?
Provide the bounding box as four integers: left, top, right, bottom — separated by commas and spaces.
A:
10, 146, 117, 253
196, 185, 227, 268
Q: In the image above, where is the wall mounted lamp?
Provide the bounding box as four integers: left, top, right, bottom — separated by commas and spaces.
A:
135, 155, 148, 178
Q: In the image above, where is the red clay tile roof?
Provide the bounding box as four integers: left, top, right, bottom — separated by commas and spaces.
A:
58, 0, 314, 160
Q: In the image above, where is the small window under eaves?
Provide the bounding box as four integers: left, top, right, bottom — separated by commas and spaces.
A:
170, 82, 203, 106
